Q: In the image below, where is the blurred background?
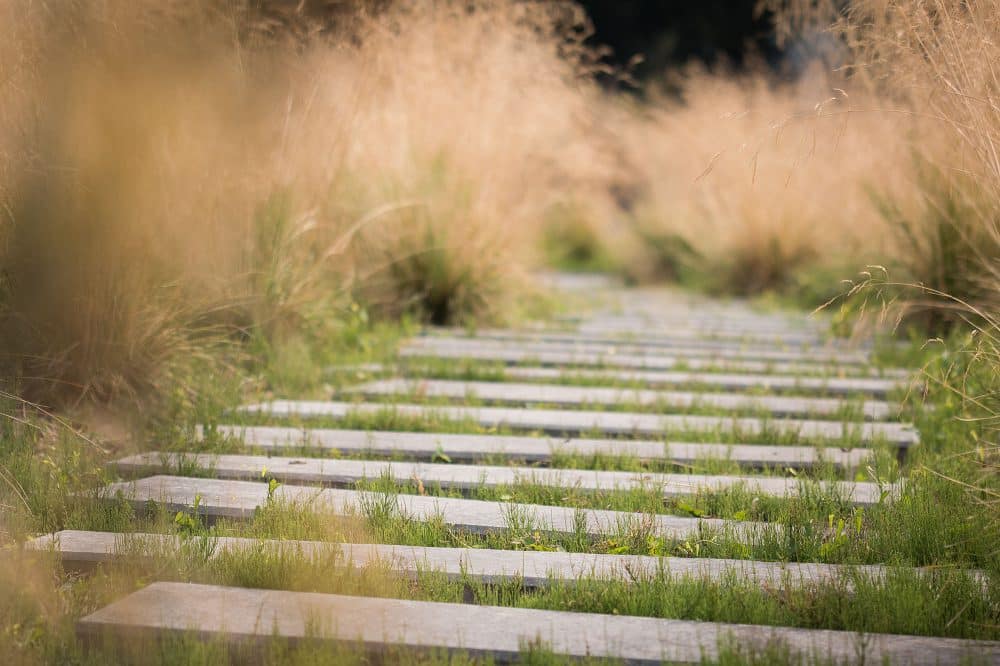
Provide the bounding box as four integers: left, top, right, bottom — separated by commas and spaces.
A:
0, 0, 995, 410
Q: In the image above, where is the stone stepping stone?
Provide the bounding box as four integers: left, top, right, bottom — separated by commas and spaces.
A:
105, 475, 763, 540
537, 272, 623, 291
349, 378, 894, 420
79, 582, 1000, 664
399, 345, 910, 378
238, 401, 920, 447
425, 327, 869, 352
574, 320, 831, 338
113, 453, 892, 506
31, 529, 918, 588
576, 317, 827, 335
575, 306, 824, 322
405, 336, 872, 365
496, 366, 903, 398
535, 323, 830, 346
213, 425, 874, 469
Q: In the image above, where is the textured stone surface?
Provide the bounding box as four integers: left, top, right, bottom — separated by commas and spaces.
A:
238, 401, 920, 446
32, 530, 925, 588
349, 378, 894, 420
424, 327, 870, 351
405, 336, 872, 365
497, 366, 903, 398
78, 582, 1000, 664
213, 425, 874, 469
398, 345, 910, 378
104, 475, 765, 539
114, 452, 893, 506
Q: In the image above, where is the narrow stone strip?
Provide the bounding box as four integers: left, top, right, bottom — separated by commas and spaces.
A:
405, 336, 872, 365
576, 317, 827, 335
530, 322, 830, 346
78, 582, 1000, 665
348, 378, 895, 420
399, 345, 911, 378
105, 476, 764, 540
573, 307, 825, 324
496, 366, 903, 398
572, 306, 826, 326
424, 327, 870, 352
238, 401, 920, 446
213, 425, 874, 469
112, 453, 892, 506
32, 530, 971, 590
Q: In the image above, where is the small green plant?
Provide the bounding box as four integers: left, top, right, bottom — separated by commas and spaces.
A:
267, 478, 281, 502
174, 494, 204, 536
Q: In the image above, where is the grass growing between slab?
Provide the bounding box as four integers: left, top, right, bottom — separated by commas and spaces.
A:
395, 352, 904, 380
14, 529, 1000, 643
54, 468, 987, 569
3, 324, 1000, 660
228, 403, 899, 450
340, 382, 890, 423
380, 358, 912, 401
125, 440, 888, 481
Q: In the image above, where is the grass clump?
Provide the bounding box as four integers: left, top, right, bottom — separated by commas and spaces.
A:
0, 0, 615, 412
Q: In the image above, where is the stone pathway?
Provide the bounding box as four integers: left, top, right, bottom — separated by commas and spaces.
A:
28, 278, 1000, 663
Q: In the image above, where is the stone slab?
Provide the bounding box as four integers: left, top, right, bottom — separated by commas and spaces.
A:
497, 366, 903, 398
398, 345, 911, 378
577, 314, 819, 328
32, 529, 924, 589
238, 401, 920, 446
213, 425, 874, 469
576, 318, 827, 336
113, 453, 892, 506
405, 336, 872, 365
425, 327, 870, 352
78, 582, 1000, 664
104, 476, 763, 540
350, 378, 894, 420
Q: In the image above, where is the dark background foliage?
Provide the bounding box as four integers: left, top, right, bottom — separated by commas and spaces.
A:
577, 0, 782, 80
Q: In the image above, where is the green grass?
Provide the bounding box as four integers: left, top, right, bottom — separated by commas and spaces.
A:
4, 307, 1000, 663
380, 393, 881, 423
227, 403, 897, 450
396, 352, 904, 379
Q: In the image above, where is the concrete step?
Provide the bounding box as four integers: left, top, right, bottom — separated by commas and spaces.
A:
399, 345, 910, 378
349, 378, 895, 420
238, 401, 921, 447
33, 529, 931, 589
104, 475, 766, 540
78, 582, 1000, 664
212, 425, 874, 469
405, 336, 872, 365
499, 366, 903, 398
424, 327, 871, 352
113, 453, 893, 506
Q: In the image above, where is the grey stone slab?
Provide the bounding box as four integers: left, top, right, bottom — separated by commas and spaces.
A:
536, 272, 623, 291
426, 327, 870, 352
349, 378, 895, 420
238, 401, 920, 447
213, 425, 874, 469
398, 345, 911, 378
573, 321, 831, 339
498, 366, 903, 398
576, 316, 826, 334
405, 337, 872, 365
78, 582, 1000, 664
34, 530, 978, 591
541, 321, 830, 346
113, 453, 892, 506
576, 306, 825, 323
105, 476, 763, 540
